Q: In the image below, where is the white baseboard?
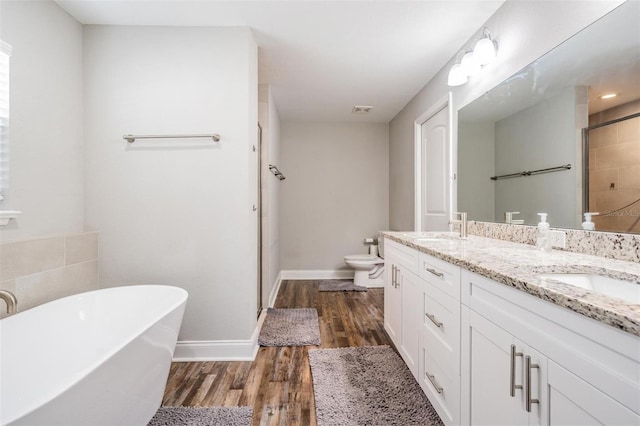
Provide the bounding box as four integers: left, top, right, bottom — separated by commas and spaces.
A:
172, 269, 359, 362
280, 270, 355, 280
173, 309, 267, 362
268, 271, 283, 308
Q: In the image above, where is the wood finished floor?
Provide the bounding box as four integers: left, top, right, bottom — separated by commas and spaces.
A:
161, 280, 391, 425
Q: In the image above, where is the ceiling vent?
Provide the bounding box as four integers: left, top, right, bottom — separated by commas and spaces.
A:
352, 105, 373, 114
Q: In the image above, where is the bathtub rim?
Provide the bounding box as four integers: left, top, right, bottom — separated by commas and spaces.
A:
0, 284, 188, 425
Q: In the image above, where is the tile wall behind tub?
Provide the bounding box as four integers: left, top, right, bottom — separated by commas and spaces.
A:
0, 232, 99, 317
468, 221, 640, 263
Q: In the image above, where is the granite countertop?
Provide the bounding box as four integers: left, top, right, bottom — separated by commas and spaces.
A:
381, 231, 640, 337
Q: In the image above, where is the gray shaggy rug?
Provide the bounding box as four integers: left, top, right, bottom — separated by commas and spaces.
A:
148, 406, 252, 426
308, 345, 443, 426
319, 280, 367, 292
258, 308, 321, 346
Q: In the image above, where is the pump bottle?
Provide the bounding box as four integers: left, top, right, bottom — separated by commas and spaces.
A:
536, 213, 551, 251
582, 212, 598, 231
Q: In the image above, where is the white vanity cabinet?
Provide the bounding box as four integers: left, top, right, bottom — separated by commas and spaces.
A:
383, 239, 421, 375
461, 270, 640, 426
383, 236, 640, 426
418, 253, 461, 426
383, 247, 402, 344
384, 238, 462, 425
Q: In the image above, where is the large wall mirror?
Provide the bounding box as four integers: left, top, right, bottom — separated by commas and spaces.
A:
458, 0, 640, 233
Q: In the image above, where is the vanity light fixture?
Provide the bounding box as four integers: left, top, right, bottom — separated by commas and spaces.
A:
447, 26, 497, 87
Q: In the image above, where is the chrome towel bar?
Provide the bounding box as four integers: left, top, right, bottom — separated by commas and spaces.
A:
122, 134, 221, 143
490, 164, 571, 181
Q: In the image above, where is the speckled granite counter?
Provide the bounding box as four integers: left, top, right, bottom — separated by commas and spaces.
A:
381, 231, 640, 337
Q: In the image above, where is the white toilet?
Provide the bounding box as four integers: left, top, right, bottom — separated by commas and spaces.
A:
344, 254, 384, 288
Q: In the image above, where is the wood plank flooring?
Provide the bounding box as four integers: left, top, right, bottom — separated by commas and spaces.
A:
161, 280, 391, 425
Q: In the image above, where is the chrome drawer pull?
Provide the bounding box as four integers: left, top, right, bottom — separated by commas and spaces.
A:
391, 265, 396, 287
426, 313, 443, 328
510, 344, 523, 397
525, 355, 540, 412
425, 372, 443, 394
425, 267, 444, 278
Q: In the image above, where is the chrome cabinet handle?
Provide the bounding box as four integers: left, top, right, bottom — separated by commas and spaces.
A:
391, 265, 396, 287
426, 313, 443, 328
425, 372, 443, 394
425, 267, 444, 278
395, 265, 400, 288
510, 344, 523, 397
525, 355, 540, 412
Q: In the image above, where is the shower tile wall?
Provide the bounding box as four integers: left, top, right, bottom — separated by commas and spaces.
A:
0, 232, 99, 317
589, 113, 640, 233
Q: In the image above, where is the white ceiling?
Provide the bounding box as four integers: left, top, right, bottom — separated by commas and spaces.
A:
54, 0, 504, 123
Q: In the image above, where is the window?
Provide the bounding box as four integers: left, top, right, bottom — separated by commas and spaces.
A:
0, 41, 11, 204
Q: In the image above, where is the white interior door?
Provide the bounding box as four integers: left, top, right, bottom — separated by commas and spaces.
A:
421, 106, 450, 231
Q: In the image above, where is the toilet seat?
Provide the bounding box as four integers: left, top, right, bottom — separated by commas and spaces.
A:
344, 254, 384, 265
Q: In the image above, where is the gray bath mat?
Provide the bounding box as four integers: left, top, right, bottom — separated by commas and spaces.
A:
148, 406, 253, 426
308, 345, 443, 426
258, 308, 321, 346
319, 280, 367, 292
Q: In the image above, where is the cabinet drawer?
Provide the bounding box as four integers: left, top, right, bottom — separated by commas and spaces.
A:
385, 238, 419, 275
422, 282, 460, 360
419, 252, 461, 300
420, 331, 459, 426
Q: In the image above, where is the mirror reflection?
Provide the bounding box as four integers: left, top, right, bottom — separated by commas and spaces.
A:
458, 0, 640, 233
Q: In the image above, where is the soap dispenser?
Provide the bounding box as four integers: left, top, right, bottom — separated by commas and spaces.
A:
582, 212, 598, 230
536, 213, 551, 251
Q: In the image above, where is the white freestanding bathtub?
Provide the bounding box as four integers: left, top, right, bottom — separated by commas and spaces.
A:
0, 285, 188, 426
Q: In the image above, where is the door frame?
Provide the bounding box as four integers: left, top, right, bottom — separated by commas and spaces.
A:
414, 93, 455, 231
256, 123, 263, 318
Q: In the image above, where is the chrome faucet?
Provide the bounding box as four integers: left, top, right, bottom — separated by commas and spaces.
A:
505, 211, 524, 225
0, 290, 17, 315
449, 212, 468, 238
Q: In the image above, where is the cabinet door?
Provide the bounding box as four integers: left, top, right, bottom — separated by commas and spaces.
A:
384, 256, 401, 346
400, 269, 422, 377
548, 361, 639, 426
461, 307, 522, 426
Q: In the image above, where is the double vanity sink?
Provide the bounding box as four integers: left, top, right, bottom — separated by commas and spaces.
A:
387, 231, 640, 335
415, 232, 640, 304
382, 231, 640, 425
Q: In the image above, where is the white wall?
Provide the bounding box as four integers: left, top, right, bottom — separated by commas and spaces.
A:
0, 0, 83, 241
83, 25, 258, 344
280, 122, 389, 272
458, 121, 495, 222
494, 87, 582, 227
389, 0, 624, 230
258, 84, 281, 307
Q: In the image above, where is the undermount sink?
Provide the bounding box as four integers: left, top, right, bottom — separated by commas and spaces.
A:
539, 273, 640, 304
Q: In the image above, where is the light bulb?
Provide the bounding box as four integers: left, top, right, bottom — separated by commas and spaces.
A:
447, 63, 467, 87
474, 37, 496, 66
460, 51, 480, 76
